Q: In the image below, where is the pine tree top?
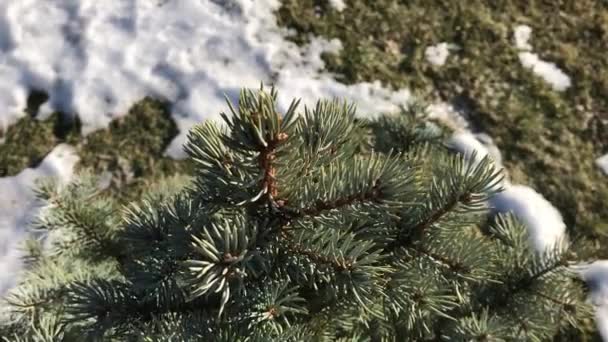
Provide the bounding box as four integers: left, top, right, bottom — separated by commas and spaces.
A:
0, 87, 596, 341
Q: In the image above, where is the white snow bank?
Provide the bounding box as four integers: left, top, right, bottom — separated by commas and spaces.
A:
448, 132, 566, 251
425, 42, 450, 66
513, 25, 571, 91
448, 132, 505, 168
427, 102, 470, 131
490, 185, 567, 252
580, 261, 608, 307
598, 308, 608, 342
450, 133, 490, 161
0, 0, 410, 158
452, 132, 608, 339
518, 52, 572, 92
597, 154, 608, 176
576, 261, 608, 341
328, 0, 347, 12
0, 144, 79, 294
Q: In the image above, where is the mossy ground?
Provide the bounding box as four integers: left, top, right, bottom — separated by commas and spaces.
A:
0, 97, 192, 204
1, 1, 606, 250
0, 0, 605, 284
0, 3, 605, 337
277, 0, 608, 258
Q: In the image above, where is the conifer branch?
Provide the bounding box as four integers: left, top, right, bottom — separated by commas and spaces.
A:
2, 88, 593, 340
50, 197, 124, 262
285, 241, 353, 272
413, 245, 471, 274
297, 179, 383, 217
389, 191, 468, 251
531, 289, 572, 308
506, 254, 569, 295
257, 127, 288, 202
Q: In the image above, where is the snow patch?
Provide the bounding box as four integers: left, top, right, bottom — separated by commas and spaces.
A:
490, 186, 567, 252
448, 132, 566, 251
427, 102, 469, 132
518, 52, 572, 91
513, 25, 571, 91
576, 261, 608, 341
0, 144, 79, 294
328, 0, 346, 12
596, 154, 608, 176
449, 132, 491, 162
514, 25, 532, 51
451, 130, 607, 340
0, 0, 411, 158
598, 308, 608, 342
425, 42, 450, 66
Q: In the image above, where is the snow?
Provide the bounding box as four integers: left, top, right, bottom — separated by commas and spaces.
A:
0, 0, 604, 334
453, 132, 608, 338
448, 132, 566, 251
0, 0, 410, 158
328, 0, 347, 12
513, 25, 571, 91
0, 144, 79, 294
599, 308, 608, 342
425, 42, 450, 66
514, 25, 533, 51
597, 154, 608, 176
490, 185, 567, 252
576, 261, 608, 341
427, 102, 470, 131
518, 52, 572, 91
448, 132, 499, 167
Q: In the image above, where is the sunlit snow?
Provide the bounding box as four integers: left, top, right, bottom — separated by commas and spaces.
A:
452, 132, 606, 338
597, 154, 608, 176
514, 25, 533, 51
576, 261, 608, 341
328, 0, 347, 12
0, 0, 410, 158
0, 1, 605, 335
513, 25, 571, 91
0, 144, 79, 294
425, 42, 451, 66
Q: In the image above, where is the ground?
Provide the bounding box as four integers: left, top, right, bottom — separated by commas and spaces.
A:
0, 0, 606, 251
0, 1, 606, 337
0, 97, 191, 204
276, 0, 608, 258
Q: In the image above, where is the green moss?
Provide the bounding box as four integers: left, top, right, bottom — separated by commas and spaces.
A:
0, 112, 66, 177
277, 0, 608, 260
0, 95, 191, 204
75, 97, 192, 203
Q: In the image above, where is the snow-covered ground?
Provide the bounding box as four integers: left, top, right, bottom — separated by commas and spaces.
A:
0, 0, 605, 338
0, 0, 409, 158
0, 144, 79, 294
0, 0, 412, 303
582, 261, 608, 339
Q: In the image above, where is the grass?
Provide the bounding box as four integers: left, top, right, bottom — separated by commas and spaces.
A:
0, 1, 604, 249
276, 0, 608, 259
2, 1, 605, 247
0, 3, 605, 336
0, 96, 192, 204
